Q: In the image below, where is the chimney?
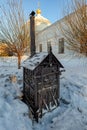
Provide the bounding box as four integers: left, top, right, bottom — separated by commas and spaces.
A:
30, 11, 36, 57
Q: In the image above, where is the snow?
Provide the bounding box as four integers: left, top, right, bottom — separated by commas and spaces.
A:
22, 52, 64, 70
22, 52, 48, 70
0, 54, 87, 130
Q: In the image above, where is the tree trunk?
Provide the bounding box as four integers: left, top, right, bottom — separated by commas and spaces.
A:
18, 55, 21, 69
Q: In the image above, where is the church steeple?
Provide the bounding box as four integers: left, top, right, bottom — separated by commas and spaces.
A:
36, 1, 41, 15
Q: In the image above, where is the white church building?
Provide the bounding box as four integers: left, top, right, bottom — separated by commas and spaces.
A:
33, 8, 69, 55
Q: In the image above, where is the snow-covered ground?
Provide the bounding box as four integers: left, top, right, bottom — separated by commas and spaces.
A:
0, 55, 87, 130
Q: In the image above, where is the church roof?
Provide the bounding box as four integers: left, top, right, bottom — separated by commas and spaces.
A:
35, 10, 51, 33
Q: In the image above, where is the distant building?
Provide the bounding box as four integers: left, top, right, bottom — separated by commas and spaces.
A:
34, 8, 81, 55
35, 17, 67, 55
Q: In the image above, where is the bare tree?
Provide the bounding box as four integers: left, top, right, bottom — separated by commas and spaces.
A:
60, 0, 87, 56
0, 0, 30, 68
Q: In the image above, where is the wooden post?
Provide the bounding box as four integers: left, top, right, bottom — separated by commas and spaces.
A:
23, 68, 25, 101
30, 11, 36, 57
56, 68, 60, 105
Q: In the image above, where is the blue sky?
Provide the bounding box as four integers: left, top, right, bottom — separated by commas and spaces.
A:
0, 0, 71, 23
22, 0, 70, 23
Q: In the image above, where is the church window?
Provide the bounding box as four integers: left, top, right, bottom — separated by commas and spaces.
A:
39, 44, 42, 52
47, 41, 51, 52
58, 38, 64, 53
